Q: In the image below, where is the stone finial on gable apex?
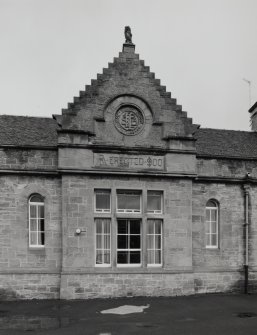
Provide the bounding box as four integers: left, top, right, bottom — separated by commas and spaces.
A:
124, 26, 132, 43
123, 26, 135, 53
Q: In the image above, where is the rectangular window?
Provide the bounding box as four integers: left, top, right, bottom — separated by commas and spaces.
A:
147, 219, 162, 266
206, 207, 218, 248
117, 190, 141, 213
95, 189, 111, 213
117, 219, 141, 266
95, 218, 111, 266
147, 191, 163, 214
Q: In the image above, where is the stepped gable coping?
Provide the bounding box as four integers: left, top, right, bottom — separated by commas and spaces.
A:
60, 41, 191, 131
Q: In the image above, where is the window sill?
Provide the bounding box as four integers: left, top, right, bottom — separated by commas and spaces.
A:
117, 264, 142, 268
29, 246, 45, 251
205, 246, 219, 250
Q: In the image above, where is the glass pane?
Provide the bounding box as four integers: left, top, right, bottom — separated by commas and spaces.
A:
211, 209, 217, 222
117, 193, 140, 210
96, 220, 102, 234
130, 251, 141, 264
103, 234, 110, 249
155, 250, 161, 264
39, 219, 44, 231
130, 235, 140, 249
39, 205, 44, 219
96, 250, 102, 264
155, 221, 162, 234
147, 235, 154, 249
103, 250, 110, 264
147, 250, 155, 264
147, 192, 162, 212
118, 220, 128, 234
130, 220, 140, 234
30, 205, 37, 218
117, 251, 128, 264
211, 221, 217, 233
30, 195, 43, 203
30, 219, 37, 232
103, 220, 110, 234
147, 220, 154, 234
30, 232, 37, 245
118, 235, 128, 249
96, 191, 110, 210
38, 232, 44, 245
155, 235, 161, 249
211, 234, 217, 246
96, 235, 102, 249
207, 200, 216, 207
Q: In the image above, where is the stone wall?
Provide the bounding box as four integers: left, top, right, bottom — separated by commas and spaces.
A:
0, 176, 61, 272
192, 182, 244, 269
0, 274, 60, 300
197, 158, 257, 179
0, 148, 57, 171
60, 271, 243, 299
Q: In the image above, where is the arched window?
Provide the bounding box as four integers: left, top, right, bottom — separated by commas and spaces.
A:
29, 194, 45, 247
205, 200, 218, 248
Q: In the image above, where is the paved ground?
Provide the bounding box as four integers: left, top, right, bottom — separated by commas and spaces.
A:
1, 294, 257, 334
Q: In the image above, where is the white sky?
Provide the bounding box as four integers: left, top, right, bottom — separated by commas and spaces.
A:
0, 0, 257, 130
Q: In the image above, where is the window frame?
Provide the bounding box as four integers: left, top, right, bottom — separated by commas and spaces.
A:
117, 219, 142, 267
147, 219, 163, 267
147, 190, 163, 214
28, 194, 45, 248
95, 218, 111, 267
205, 200, 219, 249
94, 189, 111, 213
116, 190, 142, 214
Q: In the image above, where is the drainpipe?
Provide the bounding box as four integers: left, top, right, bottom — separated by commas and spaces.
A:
243, 183, 250, 294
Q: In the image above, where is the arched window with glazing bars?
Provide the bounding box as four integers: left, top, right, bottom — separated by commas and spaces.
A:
29, 194, 45, 247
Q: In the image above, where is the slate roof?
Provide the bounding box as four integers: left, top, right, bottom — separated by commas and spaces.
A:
195, 128, 257, 159
0, 115, 58, 147
1, 115, 257, 160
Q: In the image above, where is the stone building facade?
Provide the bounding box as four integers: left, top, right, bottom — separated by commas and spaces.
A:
1, 37, 257, 300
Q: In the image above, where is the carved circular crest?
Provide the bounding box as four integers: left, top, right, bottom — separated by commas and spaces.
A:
114, 105, 145, 136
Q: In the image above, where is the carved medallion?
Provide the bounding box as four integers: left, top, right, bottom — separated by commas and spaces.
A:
114, 105, 145, 136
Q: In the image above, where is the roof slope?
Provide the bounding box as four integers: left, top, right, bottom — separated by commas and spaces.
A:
195, 128, 257, 159
0, 115, 58, 147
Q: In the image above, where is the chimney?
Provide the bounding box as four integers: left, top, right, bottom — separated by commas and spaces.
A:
249, 102, 257, 131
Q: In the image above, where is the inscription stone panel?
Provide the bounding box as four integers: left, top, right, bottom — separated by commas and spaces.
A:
94, 153, 164, 170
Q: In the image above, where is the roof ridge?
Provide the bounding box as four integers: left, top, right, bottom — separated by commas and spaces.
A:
198, 127, 252, 133
0, 114, 55, 120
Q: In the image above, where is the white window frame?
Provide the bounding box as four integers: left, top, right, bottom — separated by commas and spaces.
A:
29, 195, 45, 248
117, 219, 141, 267
94, 189, 111, 213
206, 201, 219, 249
95, 218, 111, 267
147, 219, 162, 266
147, 191, 163, 214
116, 190, 141, 214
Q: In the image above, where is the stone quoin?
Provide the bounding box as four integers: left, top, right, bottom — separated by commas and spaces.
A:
1, 27, 257, 300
